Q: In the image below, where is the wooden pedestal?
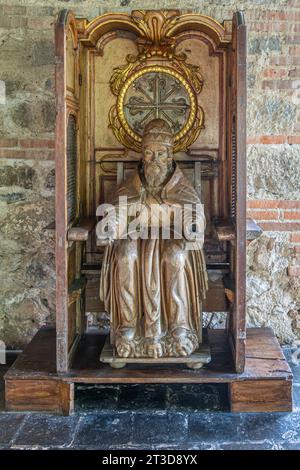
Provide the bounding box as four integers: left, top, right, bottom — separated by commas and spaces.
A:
100, 333, 211, 369
4, 327, 292, 414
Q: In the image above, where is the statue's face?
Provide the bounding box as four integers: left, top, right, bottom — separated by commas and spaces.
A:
142, 142, 173, 187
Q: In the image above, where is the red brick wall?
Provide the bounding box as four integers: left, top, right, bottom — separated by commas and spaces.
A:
0, 138, 54, 160
247, 200, 300, 277
247, 6, 300, 143
245, 2, 300, 280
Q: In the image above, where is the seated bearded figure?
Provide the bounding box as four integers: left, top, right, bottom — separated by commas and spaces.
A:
98, 119, 208, 359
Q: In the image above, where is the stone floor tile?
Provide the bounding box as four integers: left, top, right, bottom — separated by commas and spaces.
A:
219, 440, 281, 450
73, 412, 133, 448
274, 441, 300, 450
0, 413, 26, 446
132, 411, 188, 445
239, 412, 300, 443
188, 412, 242, 442
13, 414, 79, 448
293, 384, 300, 410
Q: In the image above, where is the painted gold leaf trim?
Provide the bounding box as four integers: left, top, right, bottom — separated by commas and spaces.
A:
109, 55, 138, 96
107, 10, 206, 152
116, 65, 197, 142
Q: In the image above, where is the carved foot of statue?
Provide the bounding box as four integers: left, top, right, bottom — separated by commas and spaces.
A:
115, 327, 135, 358
110, 361, 127, 369
145, 337, 164, 358
170, 327, 198, 357
186, 362, 204, 370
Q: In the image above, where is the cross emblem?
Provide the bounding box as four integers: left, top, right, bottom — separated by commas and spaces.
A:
124, 72, 190, 135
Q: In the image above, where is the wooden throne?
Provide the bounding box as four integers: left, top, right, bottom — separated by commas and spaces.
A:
4, 9, 292, 414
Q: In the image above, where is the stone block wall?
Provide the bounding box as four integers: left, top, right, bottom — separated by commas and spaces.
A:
0, 0, 299, 347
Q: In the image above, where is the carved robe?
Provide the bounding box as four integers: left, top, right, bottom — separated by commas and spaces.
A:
99, 164, 208, 357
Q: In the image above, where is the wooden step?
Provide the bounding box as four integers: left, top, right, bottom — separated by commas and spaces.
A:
4, 327, 293, 414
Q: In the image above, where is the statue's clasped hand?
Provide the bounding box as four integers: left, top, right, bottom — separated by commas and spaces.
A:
96, 203, 120, 246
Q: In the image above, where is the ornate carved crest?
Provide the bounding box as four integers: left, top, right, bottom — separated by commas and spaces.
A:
108, 10, 205, 152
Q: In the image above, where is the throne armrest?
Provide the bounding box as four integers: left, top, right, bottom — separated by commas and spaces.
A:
67, 217, 96, 242
214, 218, 262, 242
214, 219, 235, 241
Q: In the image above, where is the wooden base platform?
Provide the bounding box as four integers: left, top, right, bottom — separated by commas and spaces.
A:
4, 327, 292, 414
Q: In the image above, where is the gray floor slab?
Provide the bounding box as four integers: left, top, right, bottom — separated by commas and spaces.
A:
0, 413, 26, 447
12, 414, 80, 449
73, 412, 133, 448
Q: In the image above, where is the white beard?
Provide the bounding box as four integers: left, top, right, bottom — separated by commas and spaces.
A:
144, 162, 170, 188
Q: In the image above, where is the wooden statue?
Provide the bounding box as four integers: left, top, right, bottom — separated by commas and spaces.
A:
98, 118, 208, 365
